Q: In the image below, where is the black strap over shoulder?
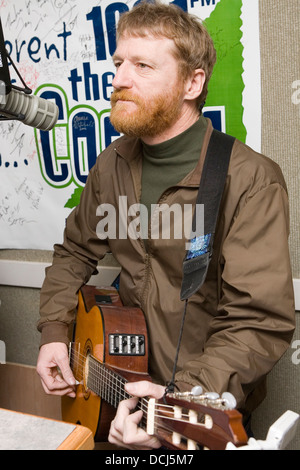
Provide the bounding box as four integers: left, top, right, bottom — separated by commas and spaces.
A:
180, 129, 235, 301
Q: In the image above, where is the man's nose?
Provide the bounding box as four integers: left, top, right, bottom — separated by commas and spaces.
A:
112, 62, 133, 89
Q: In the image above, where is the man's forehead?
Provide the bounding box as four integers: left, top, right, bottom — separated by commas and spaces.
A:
114, 34, 176, 58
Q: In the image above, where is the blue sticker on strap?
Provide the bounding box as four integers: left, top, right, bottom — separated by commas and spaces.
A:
186, 233, 212, 260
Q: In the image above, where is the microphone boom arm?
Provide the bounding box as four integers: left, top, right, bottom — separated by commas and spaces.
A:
0, 16, 32, 122
0, 16, 59, 131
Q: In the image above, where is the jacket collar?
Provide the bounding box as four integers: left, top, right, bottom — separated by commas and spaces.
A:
113, 119, 214, 187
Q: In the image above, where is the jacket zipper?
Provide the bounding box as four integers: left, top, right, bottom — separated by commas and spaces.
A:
138, 190, 176, 309
114, 147, 198, 308
139, 252, 152, 310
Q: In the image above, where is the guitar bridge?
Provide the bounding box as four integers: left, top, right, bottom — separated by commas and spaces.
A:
109, 334, 145, 356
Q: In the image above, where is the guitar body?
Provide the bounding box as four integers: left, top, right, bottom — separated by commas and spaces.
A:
61, 285, 150, 441
61, 286, 248, 450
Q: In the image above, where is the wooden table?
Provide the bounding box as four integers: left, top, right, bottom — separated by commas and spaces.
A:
0, 408, 94, 450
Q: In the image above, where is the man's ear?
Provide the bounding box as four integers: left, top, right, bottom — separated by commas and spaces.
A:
184, 69, 205, 101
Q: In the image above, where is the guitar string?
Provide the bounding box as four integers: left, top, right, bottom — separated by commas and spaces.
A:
69, 348, 140, 403
68, 358, 203, 437
68, 349, 210, 446
69, 349, 150, 414
69, 355, 200, 438
69, 348, 157, 418
69, 354, 159, 427
68, 349, 194, 421
65, 348, 230, 447
69, 347, 180, 414
69, 348, 157, 410
71, 346, 139, 409
68, 346, 225, 430
69, 350, 158, 434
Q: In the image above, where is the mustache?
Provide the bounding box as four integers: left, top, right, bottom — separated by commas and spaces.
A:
110, 90, 141, 105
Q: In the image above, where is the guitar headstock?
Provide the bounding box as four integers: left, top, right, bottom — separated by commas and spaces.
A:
154, 387, 248, 450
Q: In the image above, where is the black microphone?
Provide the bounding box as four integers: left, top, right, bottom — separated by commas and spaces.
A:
0, 87, 59, 131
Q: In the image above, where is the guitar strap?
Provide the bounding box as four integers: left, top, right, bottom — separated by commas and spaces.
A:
180, 129, 235, 300
165, 129, 235, 395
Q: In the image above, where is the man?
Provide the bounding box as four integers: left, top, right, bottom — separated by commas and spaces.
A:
36, 2, 295, 450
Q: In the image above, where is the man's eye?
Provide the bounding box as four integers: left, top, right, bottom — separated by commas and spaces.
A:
137, 63, 149, 69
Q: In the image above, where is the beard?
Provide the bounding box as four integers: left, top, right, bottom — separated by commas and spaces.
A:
110, 83, 185, 138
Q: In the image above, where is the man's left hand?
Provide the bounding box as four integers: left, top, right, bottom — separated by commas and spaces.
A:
108, 381, 165, 450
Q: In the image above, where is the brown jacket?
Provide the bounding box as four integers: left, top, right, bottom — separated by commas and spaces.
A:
38, 120, 295, 416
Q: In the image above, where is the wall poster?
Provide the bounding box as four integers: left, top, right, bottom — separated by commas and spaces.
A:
0, 0, 261, 249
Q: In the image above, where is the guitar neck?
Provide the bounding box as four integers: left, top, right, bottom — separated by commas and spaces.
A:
86, 355, 149, 430
70, 351, 248, 450
87, 355, 129, 407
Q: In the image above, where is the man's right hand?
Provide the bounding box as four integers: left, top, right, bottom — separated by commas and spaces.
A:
36, 343, 76, 397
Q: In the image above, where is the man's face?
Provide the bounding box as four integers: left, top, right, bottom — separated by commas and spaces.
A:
110, 34, 187, 141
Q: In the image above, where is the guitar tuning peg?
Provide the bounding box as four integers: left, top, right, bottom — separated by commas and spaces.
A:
191, 385, 203, 396
221, 392, 237, 409
204, 392, 220, 400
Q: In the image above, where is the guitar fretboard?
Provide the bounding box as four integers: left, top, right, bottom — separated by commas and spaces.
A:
69, 349, 246, 449
87, 355, 130, 408
86, 355, 148, 431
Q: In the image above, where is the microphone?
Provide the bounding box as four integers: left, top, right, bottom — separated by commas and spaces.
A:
0, 17, 58, 131
0, 87, 59, 131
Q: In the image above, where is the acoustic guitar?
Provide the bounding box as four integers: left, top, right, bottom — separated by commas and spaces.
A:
61, 285, 248, 450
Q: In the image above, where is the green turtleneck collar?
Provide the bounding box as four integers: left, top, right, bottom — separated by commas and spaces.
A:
141, 115, 207, 213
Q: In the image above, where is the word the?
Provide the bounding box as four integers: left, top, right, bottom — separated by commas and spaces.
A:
68, 62, 114, 102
